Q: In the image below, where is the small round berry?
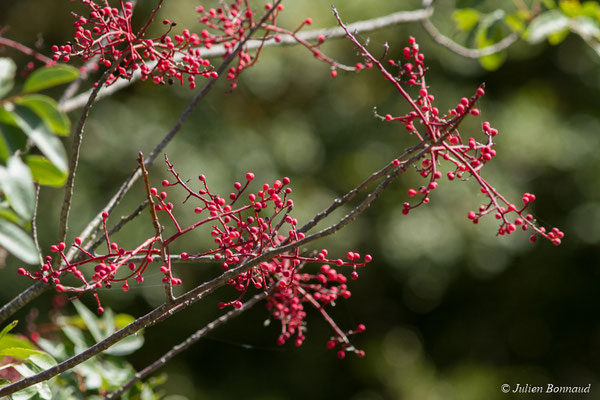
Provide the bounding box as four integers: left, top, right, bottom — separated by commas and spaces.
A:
101, 211, 109, 219
246, 172, 255, 181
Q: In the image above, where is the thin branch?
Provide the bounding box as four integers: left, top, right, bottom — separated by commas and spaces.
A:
59, 7, 434, 112
104, 290, 267, 399
80, 200, 148, 259
0, 37, 53, 64
421, 18, 519, 58
0, 281, 49, 326
138, 152, 173, 302
32, 184, 43, 267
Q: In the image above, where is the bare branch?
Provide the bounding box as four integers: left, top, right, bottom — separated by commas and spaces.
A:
0, 281, 49, 325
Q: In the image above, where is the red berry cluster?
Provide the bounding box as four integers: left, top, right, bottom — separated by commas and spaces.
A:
52, 0, 217, 88
53, 0, 365, 90
18, 156, 370, 355
362, 35, 563, 244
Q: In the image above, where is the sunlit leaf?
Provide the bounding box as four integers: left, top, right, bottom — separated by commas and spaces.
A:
0, 218, 38, 264
0, 155, 35, 220
25, 155, 68, 187
23, 64, 80, 93
453, 8, 480, 31
0, 58, 16, 99
15, 94, 70, 136
0, 334, 35, 351
547, 28, 570, 44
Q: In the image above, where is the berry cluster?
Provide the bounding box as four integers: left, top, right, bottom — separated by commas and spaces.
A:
351, 32, 563, 244
52, 0, 216, 87
52, 0, 364, 90
18, 156, 370, 355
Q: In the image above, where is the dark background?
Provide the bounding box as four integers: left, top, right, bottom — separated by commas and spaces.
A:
1, 0, 599, 399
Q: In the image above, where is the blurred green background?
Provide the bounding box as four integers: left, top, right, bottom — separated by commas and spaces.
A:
1, 0, 600, 399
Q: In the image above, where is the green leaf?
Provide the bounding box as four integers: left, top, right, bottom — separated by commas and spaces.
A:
504, 14, 526, 34
0, 58, 16, 99
0, 114, 27, 158
114, 313, 135, 330
0, 131, 9, 162
559, 0, 582, 17
23, 65, 80, 93
0, 155, 35, 220
35, 338, 66, 360
0, 219, 38, 264
476, 10, 508, 71
453, 8, 480, 31
0, 334, 34, 351
15, 95, 70, 136
12, 363, 53, 400
0, 206, 23, 226
541, 0, 557, 9
0, 320, 18, 343
0, 347, 57, 369
72, 300, 104, 343
11, 105, 68, 172
526, 9, 570, 43
61, 325, 90, 354
105, 333, 144, 356
547, 28, 570, 44
24, 155, 67, 187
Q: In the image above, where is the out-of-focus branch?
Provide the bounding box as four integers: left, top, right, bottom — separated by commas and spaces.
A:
421, 18, 519, 58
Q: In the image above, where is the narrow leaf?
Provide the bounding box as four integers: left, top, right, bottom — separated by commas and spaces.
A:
15, 94, 70, 136
25, 155, 68, 187
0, 155, 35, 220
11, 105, 68, 172
23, 64, 80, 93
0, 320, 18, 343
0, 218, 38, 264
0, 58, 16, 99
72, 300, 104, 343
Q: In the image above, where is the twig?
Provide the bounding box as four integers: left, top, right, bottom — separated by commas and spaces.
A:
138, 152, 173, 302
0, 281, 49, 326
104, 290, 268, 399
0, 37, 53, 64
32, 184, 43, 267
78, 200, 149, 260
